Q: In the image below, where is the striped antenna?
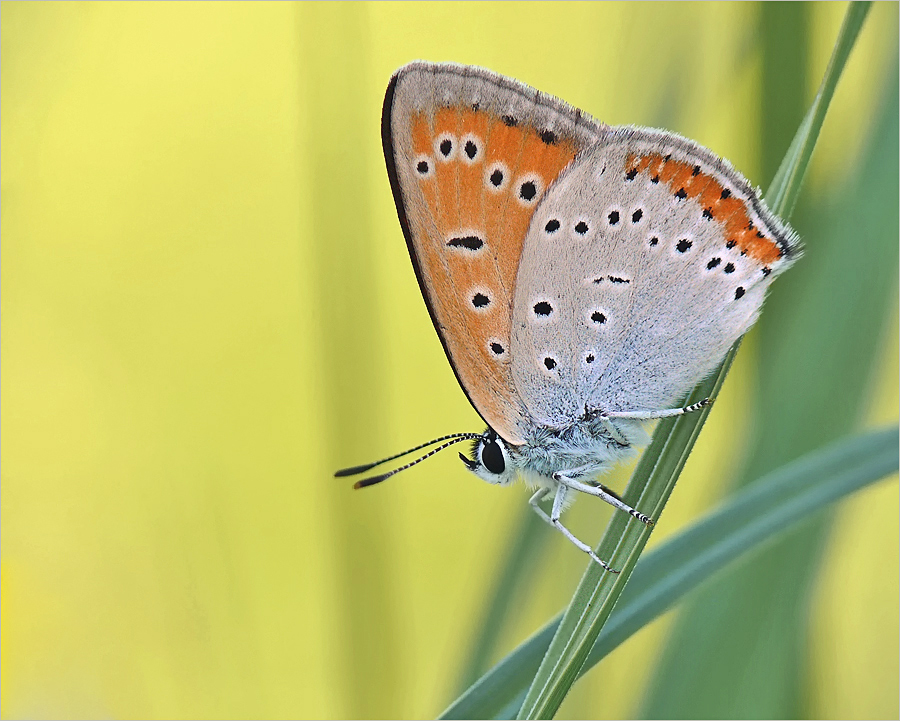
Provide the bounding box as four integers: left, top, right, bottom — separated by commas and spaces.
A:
334, 433, 481, 478
340, 434, 482, 489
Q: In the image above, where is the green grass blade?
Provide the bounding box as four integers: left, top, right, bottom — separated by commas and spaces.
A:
452, 510, 548, 693
439, 427, 899, 720
642, 96, 898, 721
450, 61, 693, 698
642, 10, 897, 716
758, 1, 810, 196
767, 2, 871, 215
513, 361, 732, 720
513, 4, 870, 717
580, 427, 897, 673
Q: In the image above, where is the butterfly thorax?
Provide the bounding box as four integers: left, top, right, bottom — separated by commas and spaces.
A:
464, 414, 650, 490
513, 414, 649, 483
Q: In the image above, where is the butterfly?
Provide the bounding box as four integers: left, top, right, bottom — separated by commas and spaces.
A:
336, 61, 799, 572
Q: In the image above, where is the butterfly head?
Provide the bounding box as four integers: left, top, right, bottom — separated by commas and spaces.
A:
459, 428, 519, 486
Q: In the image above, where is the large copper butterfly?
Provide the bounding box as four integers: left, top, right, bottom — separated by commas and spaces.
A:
337, 62, 798, 571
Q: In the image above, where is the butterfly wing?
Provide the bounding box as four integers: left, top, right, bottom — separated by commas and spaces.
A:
382, 62, 600, 443
511, 127, 799, 428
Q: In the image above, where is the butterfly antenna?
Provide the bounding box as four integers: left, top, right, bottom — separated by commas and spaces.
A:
334, 433, 481, 478
349, 434, 482, 489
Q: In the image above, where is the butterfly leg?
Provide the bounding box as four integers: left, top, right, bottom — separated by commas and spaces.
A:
601, 398, 711, 420
528, 487, 617, 571
600, 415, 630, 445
540, 483, 618, 573
581, 404, 630, 445
553, 471, 654, 526
527, 488, 556, 528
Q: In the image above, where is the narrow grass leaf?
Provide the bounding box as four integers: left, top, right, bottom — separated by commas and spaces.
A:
767, 2, 871, 215
642, 8, 897, 719
440, 427, 898, 720
450, 58, 695, 697
453, 510, 548, 694
514, 4, 870, 717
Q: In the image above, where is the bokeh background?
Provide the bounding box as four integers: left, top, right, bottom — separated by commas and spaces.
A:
2, 2, 897, 719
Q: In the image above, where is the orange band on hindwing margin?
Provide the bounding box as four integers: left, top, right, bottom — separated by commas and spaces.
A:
626, 151, 783, 266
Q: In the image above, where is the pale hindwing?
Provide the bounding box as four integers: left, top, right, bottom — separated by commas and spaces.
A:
511, 127, 798, 428
384, 62, 600, 443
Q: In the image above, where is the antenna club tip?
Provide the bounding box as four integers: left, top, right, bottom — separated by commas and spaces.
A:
353, 475, 387, 490
335, 464, 372, 477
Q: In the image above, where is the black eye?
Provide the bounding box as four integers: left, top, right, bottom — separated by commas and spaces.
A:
481, 439, 505, 474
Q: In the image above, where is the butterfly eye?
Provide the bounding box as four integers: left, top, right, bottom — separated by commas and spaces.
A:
480, 438, 506, 475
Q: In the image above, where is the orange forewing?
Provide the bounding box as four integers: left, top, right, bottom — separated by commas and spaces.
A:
398, 107, 578, 443
457, 110, 491, 225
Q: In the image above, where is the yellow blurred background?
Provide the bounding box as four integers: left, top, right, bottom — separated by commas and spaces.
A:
2, 2, 897, 719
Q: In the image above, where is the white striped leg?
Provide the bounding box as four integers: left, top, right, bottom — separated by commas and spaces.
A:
601, 398, 711, 421
528, 488, 555, 527
551, 484, 618, 573
553, 472, 654, 526
600, 415, 629, 445
528, 487, 618, 573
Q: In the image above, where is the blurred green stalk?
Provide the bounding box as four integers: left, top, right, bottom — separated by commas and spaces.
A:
440, 426, 898, 720
642, 3, 899, 716
515, 3, 872, 718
